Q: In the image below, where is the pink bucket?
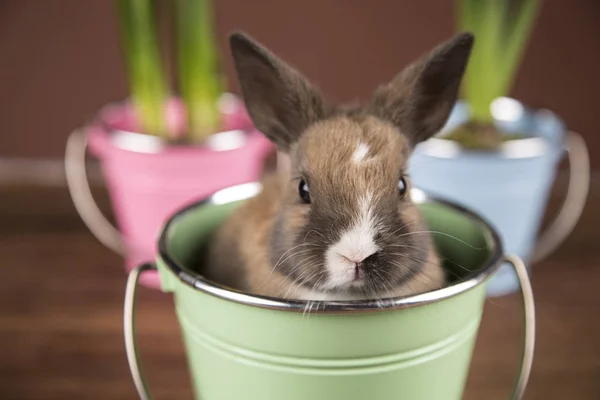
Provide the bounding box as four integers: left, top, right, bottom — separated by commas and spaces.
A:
66, 96, 274, 289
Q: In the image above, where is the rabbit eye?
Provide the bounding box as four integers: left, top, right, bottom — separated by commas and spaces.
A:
398, 177, 408, 197
298, 179, 311, 203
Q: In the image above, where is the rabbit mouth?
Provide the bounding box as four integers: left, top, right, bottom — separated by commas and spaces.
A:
316, 274, 375, 295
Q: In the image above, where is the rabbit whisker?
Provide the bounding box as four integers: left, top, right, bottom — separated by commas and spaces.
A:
283, 267, 322, 300
387, 243, 429, 252
285, 254, 320, 277
390, 260, 419, 280
270, 242, 319, 275
389, 251, 473, 273
386, 220, 419, 237
303, 229, 326, 241
395, 230, 484, 250
269, 247, 317, 276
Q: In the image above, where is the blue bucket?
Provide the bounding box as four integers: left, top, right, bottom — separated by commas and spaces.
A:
408, 97, 589, 297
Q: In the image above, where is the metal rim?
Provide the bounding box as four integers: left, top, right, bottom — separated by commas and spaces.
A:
417, 136, 556, 159
98, 123, 258, 154
93, 93, 261, 154
156, 182, 505, 314
419, 96, 567, 159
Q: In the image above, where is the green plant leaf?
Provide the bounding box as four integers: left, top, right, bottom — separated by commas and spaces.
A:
497, 0, 542, 96
456, 0, 542, 125
176, 0, 224, 142
116, 0, 169, 137
459, 0, 493, 123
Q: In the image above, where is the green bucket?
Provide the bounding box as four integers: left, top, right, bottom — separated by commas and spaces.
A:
124, 183, 535, 400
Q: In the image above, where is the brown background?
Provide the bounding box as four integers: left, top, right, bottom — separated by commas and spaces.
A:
0, 0, 598, 167
1, 3, 599, 398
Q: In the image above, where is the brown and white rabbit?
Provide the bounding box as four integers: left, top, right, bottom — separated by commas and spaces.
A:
205, 32, 474, 301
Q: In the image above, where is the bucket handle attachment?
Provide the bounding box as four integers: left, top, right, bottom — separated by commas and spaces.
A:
123, 256, 534, 400
531, 131, 589, 264
65, 129, 125, 255
124, 263, 155, 400
504, 255, 536, 400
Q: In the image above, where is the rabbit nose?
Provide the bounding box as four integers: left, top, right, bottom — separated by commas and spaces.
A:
340, 254, 367, 265
339, 251, 377, 267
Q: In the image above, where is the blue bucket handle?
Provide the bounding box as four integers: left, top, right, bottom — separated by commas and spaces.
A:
532, 131, 589, 263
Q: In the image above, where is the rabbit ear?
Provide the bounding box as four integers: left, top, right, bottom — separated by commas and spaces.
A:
229, 32, 328, 152
368, 32, 474, 146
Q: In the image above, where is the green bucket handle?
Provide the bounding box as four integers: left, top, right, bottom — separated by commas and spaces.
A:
124, 255, 535, 400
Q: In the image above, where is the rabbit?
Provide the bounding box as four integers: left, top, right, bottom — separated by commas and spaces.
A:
204, 31, 474, 302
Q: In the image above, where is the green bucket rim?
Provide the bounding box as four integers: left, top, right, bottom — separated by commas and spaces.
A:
157, 182, 504, 314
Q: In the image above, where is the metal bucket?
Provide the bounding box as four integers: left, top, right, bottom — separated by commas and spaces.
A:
65, 95, 274, 289
408, 97, 589, 297
124, 183, 535, 400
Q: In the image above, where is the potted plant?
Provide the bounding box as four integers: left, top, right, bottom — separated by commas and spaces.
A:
65, 0, 274, 289
408, 0, 589, 297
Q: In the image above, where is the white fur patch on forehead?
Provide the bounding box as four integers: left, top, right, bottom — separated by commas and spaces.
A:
322, 192, 379, 290
353, 142, 370, 163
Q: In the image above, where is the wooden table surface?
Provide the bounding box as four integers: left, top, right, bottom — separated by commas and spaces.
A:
1, 180, 599, 400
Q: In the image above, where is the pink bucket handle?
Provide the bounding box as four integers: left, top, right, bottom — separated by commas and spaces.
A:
66, 128, 163, 289
65, 129, 125, 255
